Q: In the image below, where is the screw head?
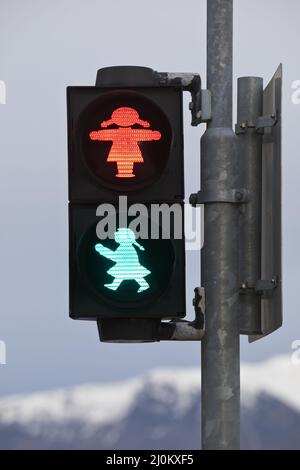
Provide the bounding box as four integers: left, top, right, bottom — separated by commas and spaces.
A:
189, 193, 198, 206
235, 191, 244, 201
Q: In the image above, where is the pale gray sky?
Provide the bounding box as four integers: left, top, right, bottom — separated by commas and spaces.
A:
0, 0, 299, 395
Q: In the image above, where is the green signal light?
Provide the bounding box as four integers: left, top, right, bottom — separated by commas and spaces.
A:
95, 228, 151, 293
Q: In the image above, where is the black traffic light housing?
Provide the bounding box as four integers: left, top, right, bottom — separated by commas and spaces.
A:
67, 67, 185, 203
69, 204, 186, 321
67, 66, 202, 342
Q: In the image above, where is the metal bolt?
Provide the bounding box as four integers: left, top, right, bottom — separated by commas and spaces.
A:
235, 191, 244, 202
189, 193, 198, 207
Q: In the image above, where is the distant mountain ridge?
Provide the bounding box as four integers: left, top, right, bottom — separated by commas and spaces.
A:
0, 355, 299, 450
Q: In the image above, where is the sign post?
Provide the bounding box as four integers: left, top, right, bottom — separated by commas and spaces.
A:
201, 0, 240, 450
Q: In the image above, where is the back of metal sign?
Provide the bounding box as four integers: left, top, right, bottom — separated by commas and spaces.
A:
250, 64, 283, 342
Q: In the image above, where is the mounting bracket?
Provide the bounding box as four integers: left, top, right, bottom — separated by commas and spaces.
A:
189, 189, 249, 206
159, 287, 205, 341
235, 113, 277, 135
154, 72, 209, 126
240, 277, 278, 296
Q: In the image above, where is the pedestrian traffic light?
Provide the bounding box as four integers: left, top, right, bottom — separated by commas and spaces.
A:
67, 66, 201, 342
67, 67, 186, 203
89, 106, 162, 180
69, 203, 185, 320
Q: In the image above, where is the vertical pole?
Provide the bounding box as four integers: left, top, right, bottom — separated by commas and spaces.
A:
237, 78, 263, 334
201, 0, 240, 449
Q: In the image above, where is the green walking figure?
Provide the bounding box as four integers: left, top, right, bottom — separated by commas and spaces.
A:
95, 228, 151, 293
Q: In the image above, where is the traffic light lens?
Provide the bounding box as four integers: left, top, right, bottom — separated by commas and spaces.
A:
77, 91, 172, 191
94, 228, 151, 293
77, 220, 175, 306
89, 106, 161, 179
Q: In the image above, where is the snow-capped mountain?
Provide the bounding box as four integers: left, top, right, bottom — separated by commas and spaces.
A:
0, 355, 300, 450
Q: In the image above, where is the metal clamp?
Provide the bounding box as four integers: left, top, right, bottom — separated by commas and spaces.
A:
235, 113, 277, 135
155, 72, 202, 126
235, 120, 256, 135
189, 189, 249, 207
256, 113, 277, 134
193, 287, 205, 329
240, 277, 278, 296
199, 89, 212, 123
158, 287, 205, 341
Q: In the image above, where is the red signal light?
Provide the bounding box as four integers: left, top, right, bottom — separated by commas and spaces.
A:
89, 107, 161, 178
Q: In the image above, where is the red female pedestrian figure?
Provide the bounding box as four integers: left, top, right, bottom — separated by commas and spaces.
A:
89, 107, 161, 178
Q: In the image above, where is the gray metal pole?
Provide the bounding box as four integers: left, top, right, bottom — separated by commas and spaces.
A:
237, 78, 263, 334
201, 0, 240, 449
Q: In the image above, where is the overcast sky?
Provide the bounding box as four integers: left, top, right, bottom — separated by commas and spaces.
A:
0, 0, 299, 395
